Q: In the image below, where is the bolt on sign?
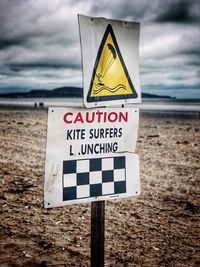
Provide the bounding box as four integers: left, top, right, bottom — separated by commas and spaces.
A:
78, 14, 141, 108
44, 107, 140, 208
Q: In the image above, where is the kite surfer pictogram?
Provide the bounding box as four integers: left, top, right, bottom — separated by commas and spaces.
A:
87, 24, 138, 103
94, 43, 127, 95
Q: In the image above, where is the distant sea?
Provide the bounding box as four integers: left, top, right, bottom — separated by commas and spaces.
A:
0, 97, 200, 113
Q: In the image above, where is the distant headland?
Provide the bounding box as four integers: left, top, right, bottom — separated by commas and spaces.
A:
0, 86, 174, 99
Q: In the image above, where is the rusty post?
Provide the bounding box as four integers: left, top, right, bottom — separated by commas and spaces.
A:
91, 201, 105, 267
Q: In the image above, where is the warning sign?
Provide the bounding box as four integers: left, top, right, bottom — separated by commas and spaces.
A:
44, 107, 140, 207
78, 14, 141, 108
87, 24, 137, 103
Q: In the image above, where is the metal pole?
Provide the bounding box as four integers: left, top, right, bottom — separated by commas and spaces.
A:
91, 200, 105, 267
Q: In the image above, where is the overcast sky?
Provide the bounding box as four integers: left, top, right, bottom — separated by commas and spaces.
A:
0, 0, 200, 98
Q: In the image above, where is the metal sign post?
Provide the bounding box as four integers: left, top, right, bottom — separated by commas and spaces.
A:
43, 14, 141, 267
91, 201, 105, 267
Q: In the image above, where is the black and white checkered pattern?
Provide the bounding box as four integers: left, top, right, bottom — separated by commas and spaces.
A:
63, 156, 126, 201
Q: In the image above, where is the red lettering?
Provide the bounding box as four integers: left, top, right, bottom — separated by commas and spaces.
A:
96, 111, 103, 122
86, 112, 95, 123
119, 112, 128, 122
63, 111, 128, 124
63, 112, 73, 124
103, 112, 107, 122
108, 112, 118, 122
74, 112, 84, 123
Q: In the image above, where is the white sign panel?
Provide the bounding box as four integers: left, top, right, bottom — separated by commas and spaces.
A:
78, 14, 141, 108
44, 107, 140, 208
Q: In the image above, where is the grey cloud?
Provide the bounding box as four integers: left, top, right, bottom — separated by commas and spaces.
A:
0, 0, 199, 97
155, 0, 200, 23
0, 38, 26, 49
89, 0, 153, 21
89, 0, 200, 24
0, 0, 81, 75
8, 62, 81, 70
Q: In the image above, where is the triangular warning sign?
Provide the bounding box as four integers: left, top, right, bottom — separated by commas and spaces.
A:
87, 24, 138, 103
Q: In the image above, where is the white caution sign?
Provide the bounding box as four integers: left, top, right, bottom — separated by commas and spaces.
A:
78, 14, 141, 108
44, 107, 140, 207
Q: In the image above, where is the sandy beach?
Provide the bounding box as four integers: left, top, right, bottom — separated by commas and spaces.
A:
0, 107, 199, 267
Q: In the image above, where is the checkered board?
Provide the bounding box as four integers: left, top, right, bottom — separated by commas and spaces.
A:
63, 156, 126, 201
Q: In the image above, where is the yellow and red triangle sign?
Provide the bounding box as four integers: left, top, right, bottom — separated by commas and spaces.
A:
87, 24, 138, 103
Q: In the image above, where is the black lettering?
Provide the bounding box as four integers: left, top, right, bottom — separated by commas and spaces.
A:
70, 145, 74, 156
109, 128, 114, 138
113, 142, 118, 152
88, 144, 94, 154
66, 129, 85, 140
80, 129, 85, 139
94, 144, 100, 154
66, 129, 73, 140
105, 128, 110, 138
80, 144, 87, 155
100, 128, 105, 138
88, 127, 123, 140
76, 129, 81, 139
99, 143, 105, 153
89, 129, 94, 139
93, 129, 99, 139
79, 142, 118, 155
118, 128, 122, 138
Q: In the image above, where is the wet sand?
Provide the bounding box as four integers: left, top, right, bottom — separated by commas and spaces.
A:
0, 108, 199, 267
